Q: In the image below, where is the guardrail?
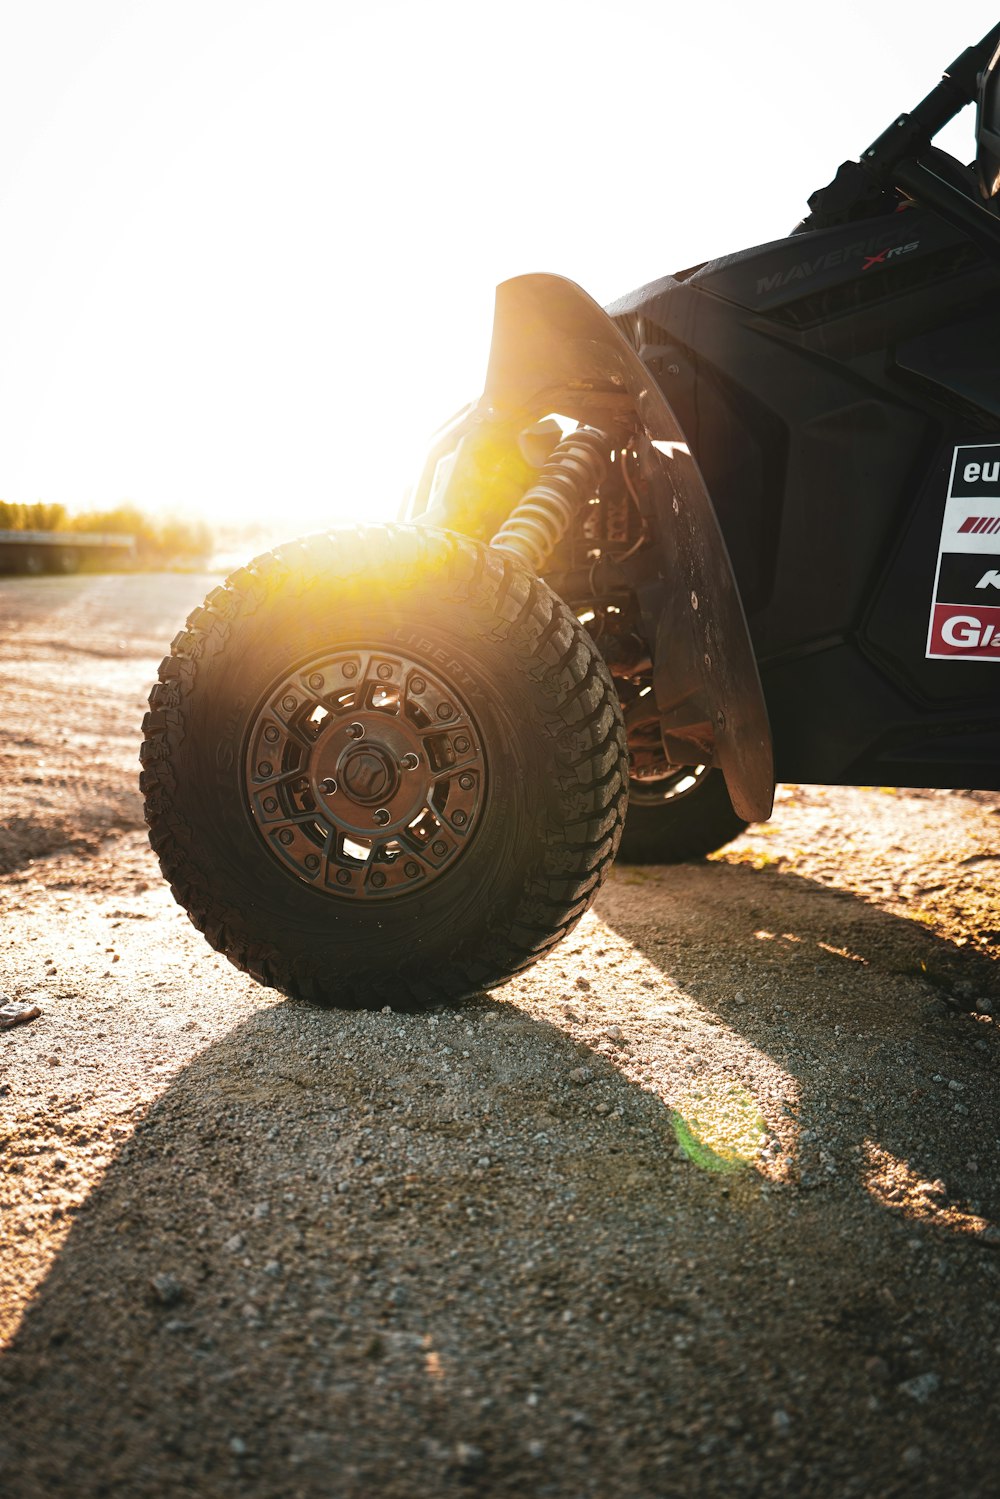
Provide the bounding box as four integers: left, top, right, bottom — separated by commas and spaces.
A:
0, 530, 136, 575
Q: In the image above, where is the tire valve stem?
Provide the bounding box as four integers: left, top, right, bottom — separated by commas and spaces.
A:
490, 426, 613, 573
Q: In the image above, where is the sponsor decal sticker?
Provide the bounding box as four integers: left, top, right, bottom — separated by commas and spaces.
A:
927, 443, 1000, 661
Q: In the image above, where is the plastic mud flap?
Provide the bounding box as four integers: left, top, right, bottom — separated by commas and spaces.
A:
476, 272, 774, 824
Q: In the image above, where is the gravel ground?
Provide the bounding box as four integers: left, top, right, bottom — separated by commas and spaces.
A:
1, 571, 999, 1498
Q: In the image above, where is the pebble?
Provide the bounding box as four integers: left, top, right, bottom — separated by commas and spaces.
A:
568, 1067, 594, 1086
528, 1439, 547, 1458
229, 1437, 247, 1457
252, 1201, 270, 1220
771, 1409, 792, 1437
898, 1372, 940, 1403
977, 1226, 1000, 1248
149, 1273, 184, 1307
224, 1233, 245, 1253
454, 1442, 484, 1471
901, 1446, 923, 1470
603, 1025, 624, 1042
976, 998, 995, 1015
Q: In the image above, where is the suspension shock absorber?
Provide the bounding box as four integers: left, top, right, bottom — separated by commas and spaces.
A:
489, 426, 613, 573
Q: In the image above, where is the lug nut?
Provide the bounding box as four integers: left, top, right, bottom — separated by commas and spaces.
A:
264, 725, 279, 743
278, 828, 293, 845
453, 810, 468, 828
257, 762, 273, 777
432, 840, 448, 856
404, 862, 420, 878
373, 808, 391, 826
336, 869, 351, 884
263, 796, 278, 813
282, 695, 297, 711
454, 736, 470, 753
308, 673, 324, 690
371, 870, 386, 888
458, 774, 474, 790
305, 854, 319, 871
410, 676, 425, 694
400, 752, 420, 771
321, 778, 338, 794
342, 661, 358, 678
347, 722, 365, 739
377, 663, 393, 679
437, 703, 455, 720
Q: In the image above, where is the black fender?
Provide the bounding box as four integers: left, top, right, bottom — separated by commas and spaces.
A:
420, 273, 774, 824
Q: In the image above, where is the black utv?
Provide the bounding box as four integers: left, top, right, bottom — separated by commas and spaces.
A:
142, 24, 1000, 1005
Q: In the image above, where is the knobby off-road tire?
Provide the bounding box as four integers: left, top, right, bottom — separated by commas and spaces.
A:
140, 525, 628, 1007
617, 765, 747, 864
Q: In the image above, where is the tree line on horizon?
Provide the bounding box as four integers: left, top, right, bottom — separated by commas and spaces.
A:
0, 500, 212, 564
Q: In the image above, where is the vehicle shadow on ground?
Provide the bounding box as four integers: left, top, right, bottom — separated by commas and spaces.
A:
1, 864, 999, 1498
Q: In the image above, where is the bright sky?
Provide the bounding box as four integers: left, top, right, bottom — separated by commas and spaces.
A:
0, 1, 995, 534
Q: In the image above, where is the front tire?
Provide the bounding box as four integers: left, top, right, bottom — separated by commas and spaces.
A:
140, 525, 627, 1007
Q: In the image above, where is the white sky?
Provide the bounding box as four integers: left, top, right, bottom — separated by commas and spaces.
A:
0, 1, 995, 532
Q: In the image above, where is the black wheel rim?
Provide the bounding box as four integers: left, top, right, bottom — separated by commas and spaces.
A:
243, 647, 488, 900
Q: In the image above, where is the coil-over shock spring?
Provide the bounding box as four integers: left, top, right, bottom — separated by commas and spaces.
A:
489, 426, 612, 573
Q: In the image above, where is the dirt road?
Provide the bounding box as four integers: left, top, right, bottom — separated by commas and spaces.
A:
1, 571, 999, 1498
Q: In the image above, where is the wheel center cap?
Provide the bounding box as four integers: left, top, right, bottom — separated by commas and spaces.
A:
339, 745, 397, 804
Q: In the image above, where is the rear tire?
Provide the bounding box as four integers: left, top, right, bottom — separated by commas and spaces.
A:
617, 764, 747, 864
140, 525, 628, 1007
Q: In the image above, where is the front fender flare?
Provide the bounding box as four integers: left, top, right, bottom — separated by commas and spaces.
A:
455, 273, 773, 824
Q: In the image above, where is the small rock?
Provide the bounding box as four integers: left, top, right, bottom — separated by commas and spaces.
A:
263, 1261, 283, 1278
901, 1446, 923, 1470
977, 1225, 1000, 1248
898, 1372, 940, 1403
568, 1067, 594, 1086
224, 1233, 245, 1254
771, 1409, 792, 1436
476, 1156, 491, 1169
252, 1201, 270, 1221
528, 1439, 547, 1458
454, 1442, 484, 1471
947, 1079, 965, 1092
149, 1273, 184, 1307
976, 998, 995, 1015
0, 1001, 41, 1031
229, 1437, 247, 1457
603, 1025, 624, 1042
864, 1356, 890, 1382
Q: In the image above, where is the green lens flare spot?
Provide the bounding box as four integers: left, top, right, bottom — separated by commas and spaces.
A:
671, 1082, 766, 1174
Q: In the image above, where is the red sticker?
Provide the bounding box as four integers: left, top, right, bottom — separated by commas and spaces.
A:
928, 603, 1000, 659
